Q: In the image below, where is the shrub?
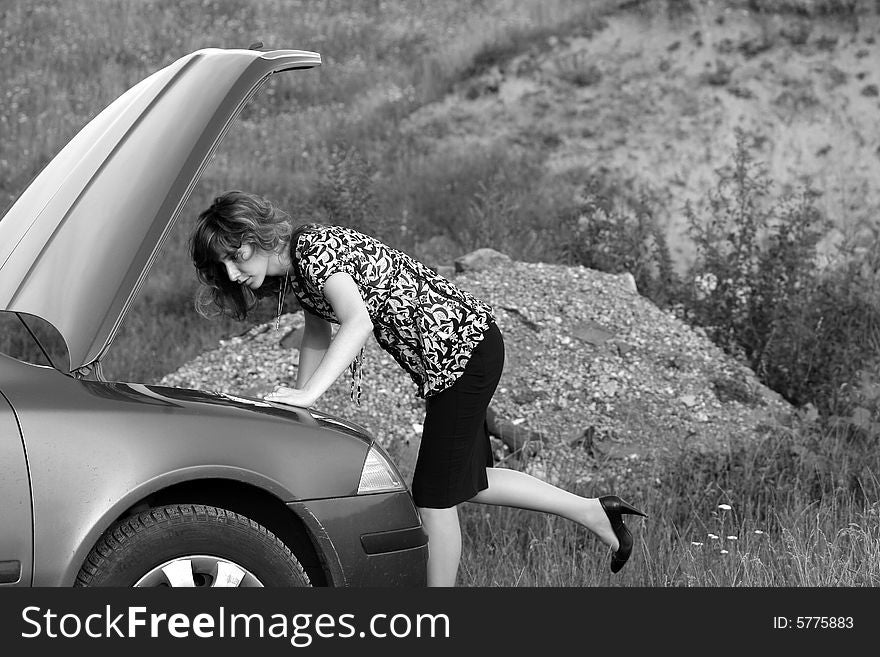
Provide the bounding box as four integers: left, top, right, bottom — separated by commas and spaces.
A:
681, 130, 880, 416
459, 163, 581, 263
307, 143, 401, 243
562, 178, 681, 307
376, 142, 574, 260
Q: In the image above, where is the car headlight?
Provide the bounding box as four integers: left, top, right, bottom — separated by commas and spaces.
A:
357, 444, 404, 493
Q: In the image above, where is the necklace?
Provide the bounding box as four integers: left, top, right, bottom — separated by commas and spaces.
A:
275, 268, 289, 331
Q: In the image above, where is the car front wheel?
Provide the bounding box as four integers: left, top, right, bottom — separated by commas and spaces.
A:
75, 504, 310, 587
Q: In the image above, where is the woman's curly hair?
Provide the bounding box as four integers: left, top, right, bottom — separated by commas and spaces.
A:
190, 190, 293, 320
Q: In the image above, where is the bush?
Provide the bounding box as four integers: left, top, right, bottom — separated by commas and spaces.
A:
375, 142, 576, 261
309, 144, 380, 231
562, 177, 681, 307
680, 130, 880, 417
459, 163, 581, 263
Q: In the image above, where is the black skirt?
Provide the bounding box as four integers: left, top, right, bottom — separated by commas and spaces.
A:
411, 322, 505, 509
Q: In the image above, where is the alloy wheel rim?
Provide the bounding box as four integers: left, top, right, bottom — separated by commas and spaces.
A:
133, 555, 264, 587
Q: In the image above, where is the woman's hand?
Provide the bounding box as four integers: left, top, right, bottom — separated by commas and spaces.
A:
264, 385, 318, 408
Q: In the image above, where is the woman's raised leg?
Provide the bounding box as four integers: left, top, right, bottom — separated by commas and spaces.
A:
469, 468, 621, 551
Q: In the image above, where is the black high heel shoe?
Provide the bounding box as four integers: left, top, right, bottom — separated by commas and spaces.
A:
599, 495, 648, 574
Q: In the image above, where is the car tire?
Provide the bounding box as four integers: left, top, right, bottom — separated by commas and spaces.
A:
75, 504, 311, 587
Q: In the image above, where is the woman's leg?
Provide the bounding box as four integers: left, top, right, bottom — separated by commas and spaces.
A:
418, 506, 462, 587
418, 470, 622, 587
469, 468, 620, 551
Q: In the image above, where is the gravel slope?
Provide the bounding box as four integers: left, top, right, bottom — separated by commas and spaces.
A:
159, 257, 791, 486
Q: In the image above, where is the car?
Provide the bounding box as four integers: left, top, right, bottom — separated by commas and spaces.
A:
0, 47, 428, 587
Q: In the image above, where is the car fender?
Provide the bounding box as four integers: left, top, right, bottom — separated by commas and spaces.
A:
54, 464, 323, 587
1, 357, 374, 585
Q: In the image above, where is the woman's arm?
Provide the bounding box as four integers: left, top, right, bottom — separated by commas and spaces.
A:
295, 309, 331, 389
266, 272, 373, 408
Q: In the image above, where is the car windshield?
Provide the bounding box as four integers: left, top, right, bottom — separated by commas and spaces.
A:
0, 311, 70, 370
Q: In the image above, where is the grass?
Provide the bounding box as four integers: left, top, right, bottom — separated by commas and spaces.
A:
2, 0, 879, 586
458, 420, 880, 586
458, 498, 880, 586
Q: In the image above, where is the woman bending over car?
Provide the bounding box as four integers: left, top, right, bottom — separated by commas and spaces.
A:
190, 190, 647, 586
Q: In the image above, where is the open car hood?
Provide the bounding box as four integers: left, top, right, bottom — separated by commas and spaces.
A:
0, 48, 320, 376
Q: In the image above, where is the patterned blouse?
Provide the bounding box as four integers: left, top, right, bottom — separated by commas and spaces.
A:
287, 224, 495, 400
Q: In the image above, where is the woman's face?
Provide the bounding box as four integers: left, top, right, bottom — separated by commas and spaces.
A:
219, 243, 273, 290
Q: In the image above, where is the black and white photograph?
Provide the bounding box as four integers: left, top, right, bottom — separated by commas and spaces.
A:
1, 0, 877, 650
